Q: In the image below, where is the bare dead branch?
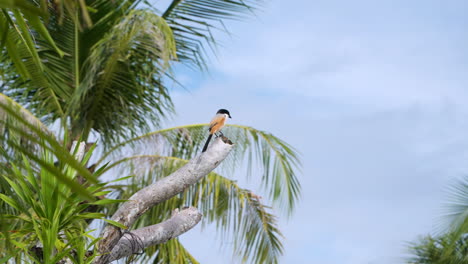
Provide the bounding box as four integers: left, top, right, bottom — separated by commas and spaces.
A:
94, 137, 233, 264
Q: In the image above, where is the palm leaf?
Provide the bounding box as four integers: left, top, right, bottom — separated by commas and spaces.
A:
74, 8, 176, 142
0, 11, 69, 121
161, 0, 261, 69
0, 0, 92, 28
0, 146, 105, 263
0, 0, 44, 16
0, 1, 64, 56
0, 94, 98, 200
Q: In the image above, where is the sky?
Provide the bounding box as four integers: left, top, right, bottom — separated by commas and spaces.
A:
162, 0, 468, 263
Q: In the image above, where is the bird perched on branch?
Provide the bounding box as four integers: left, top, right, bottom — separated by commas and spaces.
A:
202, 109, 232, 152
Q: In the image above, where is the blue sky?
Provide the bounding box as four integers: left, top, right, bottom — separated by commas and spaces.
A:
163, 1, 468, 263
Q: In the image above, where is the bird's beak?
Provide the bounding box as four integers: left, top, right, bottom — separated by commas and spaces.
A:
229, 115, 232, 118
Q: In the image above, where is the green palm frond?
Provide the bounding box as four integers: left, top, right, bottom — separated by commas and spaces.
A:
407, 233, 468, 264
0, 0, 92, 29
0, 0, 45, 16
229, 124, 301, 213
0, 93, 53, 176
162, 0, 261, 69
0, 10, 71, 121
0, 2, 64, 64
107, 154, 283, 264
0, 94, 99, 199
100, 124, 301, 213
199, 172, 283, 264
75, 8, 176, 142
0, 143, 108, 262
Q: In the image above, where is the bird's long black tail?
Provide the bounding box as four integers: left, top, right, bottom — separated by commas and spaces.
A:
202, 134, 213, 152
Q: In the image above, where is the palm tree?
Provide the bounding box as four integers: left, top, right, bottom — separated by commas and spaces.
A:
0, 0, 301, 263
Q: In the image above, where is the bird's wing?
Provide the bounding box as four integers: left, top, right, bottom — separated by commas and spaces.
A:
209, 122, 218, 131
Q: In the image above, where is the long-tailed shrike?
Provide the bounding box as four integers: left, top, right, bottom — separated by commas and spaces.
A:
202, 109, 232, 152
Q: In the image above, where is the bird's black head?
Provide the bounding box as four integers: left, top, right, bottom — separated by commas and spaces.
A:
217, 109, 232, 118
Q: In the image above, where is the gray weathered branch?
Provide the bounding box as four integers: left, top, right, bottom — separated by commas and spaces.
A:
107, 207, 202, 262
94, 137, 233, 264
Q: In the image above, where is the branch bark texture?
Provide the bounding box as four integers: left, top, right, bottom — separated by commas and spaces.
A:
107, 207, 202, 262
95, 137, 233, 263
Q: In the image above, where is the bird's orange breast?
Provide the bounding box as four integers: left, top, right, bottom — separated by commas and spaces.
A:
209, 116, 226, 134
